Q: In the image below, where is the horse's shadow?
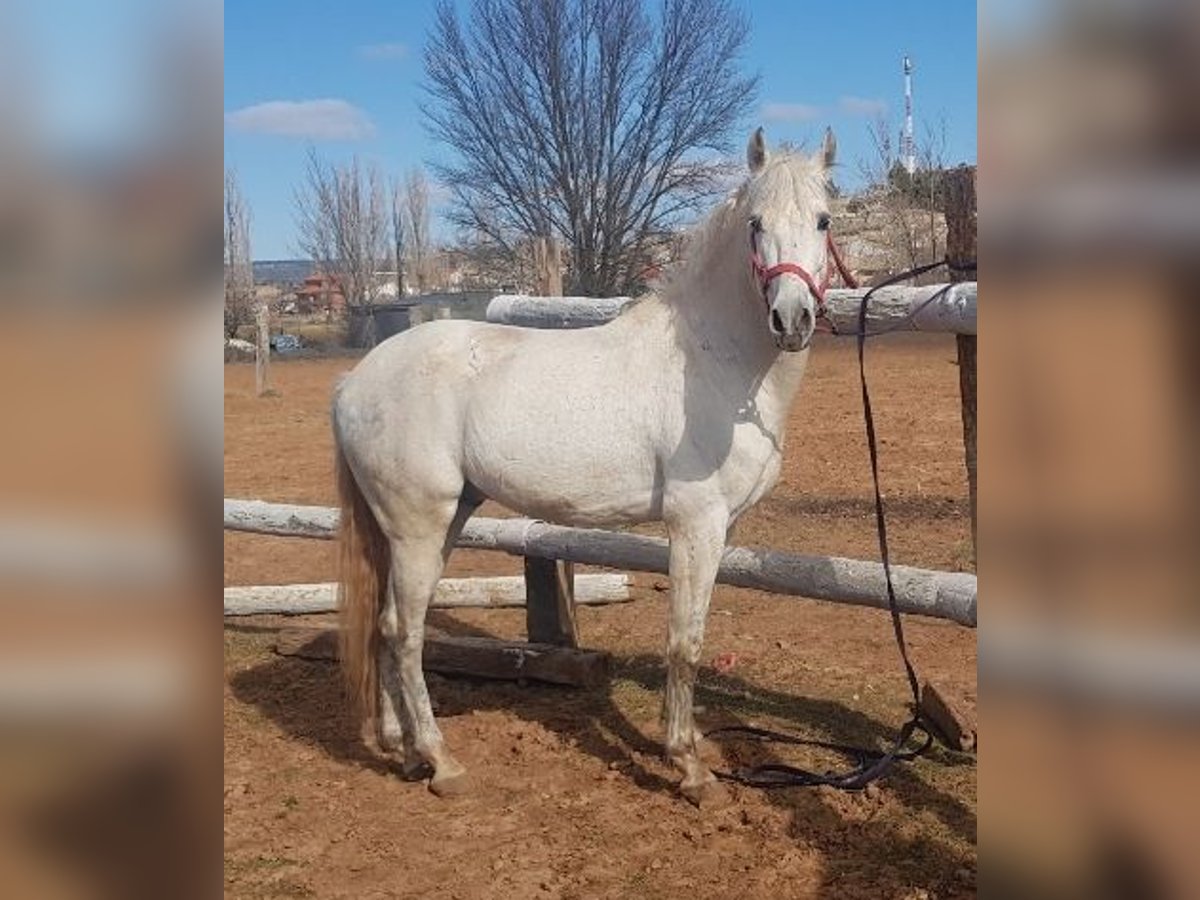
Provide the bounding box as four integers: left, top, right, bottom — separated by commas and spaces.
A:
228, 612, 976, 889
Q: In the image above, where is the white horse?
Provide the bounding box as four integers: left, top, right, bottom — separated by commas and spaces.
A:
334, 128, 842, 806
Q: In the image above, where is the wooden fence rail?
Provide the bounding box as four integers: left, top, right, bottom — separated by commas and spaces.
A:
223, 574, 631, 616
486, 284, 976, 335
225, 498, 976, 627
486, 294, 634, 329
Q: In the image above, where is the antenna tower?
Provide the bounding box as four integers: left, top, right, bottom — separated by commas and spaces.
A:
902, 55, 916, 174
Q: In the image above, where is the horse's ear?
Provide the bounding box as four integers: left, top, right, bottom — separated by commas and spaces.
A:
821, 127, 837, 169
747, 127, 768, 173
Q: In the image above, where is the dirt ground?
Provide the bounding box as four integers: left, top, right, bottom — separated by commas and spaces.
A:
224, 333, 977, 899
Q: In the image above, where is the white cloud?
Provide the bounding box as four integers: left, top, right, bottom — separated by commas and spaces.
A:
359, 42, 408, 61
761, 102, 822, 123
225, 99, 376, 141
839, 96, 888, 117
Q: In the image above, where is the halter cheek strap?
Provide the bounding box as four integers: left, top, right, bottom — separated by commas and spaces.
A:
749, 227, 858, 316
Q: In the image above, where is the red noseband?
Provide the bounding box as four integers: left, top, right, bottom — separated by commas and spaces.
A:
749, 226, 858, 317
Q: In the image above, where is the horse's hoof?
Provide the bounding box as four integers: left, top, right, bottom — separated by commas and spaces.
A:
429, 770, 472, 799
680, 777, 730, 809
400, 758, 433, 782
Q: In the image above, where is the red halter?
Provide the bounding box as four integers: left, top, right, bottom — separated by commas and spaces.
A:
749, 224, 858, 317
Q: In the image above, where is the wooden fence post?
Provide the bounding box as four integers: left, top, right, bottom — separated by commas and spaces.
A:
524, 558, 579, 646
945, 166, 977, 558
255, 302, 270, 397
524, 232, 576, 646
533, 236, 563, 297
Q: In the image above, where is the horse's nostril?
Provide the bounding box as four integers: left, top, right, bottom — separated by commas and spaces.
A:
800, 309, 813, 332
770, 309, 785, 333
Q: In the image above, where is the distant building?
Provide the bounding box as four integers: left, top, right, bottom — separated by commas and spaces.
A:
372, 271, 406, 300
293, 273, 345, 315
346, 290, 497, 347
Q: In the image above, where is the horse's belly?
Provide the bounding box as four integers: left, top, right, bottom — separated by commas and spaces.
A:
466, 452, 661, 527
462, 414, 664, 527
458, 323, 678, 526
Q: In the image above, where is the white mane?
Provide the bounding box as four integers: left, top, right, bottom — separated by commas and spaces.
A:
654, 150, 830, 304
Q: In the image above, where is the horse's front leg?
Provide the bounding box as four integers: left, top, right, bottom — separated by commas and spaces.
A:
664, 509, 730, 808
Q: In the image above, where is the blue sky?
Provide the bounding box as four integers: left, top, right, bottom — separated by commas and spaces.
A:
225, 0, 976, 260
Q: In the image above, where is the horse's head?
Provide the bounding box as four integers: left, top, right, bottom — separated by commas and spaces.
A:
742, 127, 838, 352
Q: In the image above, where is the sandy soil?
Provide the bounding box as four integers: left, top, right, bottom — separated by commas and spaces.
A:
224, 333, 976, 899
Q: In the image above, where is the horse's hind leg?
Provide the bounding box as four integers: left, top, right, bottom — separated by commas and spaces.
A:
376, 577, 425, 779
376, 496, 481, 779
380, 497, 479, 797
664, 508, 731, 808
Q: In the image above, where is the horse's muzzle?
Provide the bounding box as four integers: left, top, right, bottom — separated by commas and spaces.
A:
768, 299, 815, 352
774, 333, 809, 352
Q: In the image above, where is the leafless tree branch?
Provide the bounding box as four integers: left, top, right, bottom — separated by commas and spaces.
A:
423, 0, 757, 295
293, 150, 388, 308
855, 112, 950, 279
224, 169, 255, 338
405, 169, 432, 292
390, 175, 409, 297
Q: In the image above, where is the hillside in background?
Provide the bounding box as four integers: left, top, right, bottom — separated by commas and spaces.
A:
253, 259, 313, 285
248, 187, 947, 295
833, 192, 947, 284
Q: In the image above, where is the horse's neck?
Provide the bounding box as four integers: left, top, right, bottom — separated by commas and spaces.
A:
663, 221, 810, 431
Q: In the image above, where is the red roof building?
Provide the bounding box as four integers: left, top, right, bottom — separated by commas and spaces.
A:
293, 273, 345, 314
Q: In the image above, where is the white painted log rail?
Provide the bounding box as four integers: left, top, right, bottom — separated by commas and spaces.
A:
823, 283, 976, 335
224, 498, 977, 627
486, 294, 635, 329
484, 284, 976, 335
223, 574, 631, 616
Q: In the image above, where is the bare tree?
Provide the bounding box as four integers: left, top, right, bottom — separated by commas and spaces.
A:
423, 0, 757, 296
860, 113, 895, 184
405, 168, 432, 292
917, 115, 949, 264
390, 175, 409, 297
293, 150, 388, 308
224, 170, 255, 339
855, 113, 948, 276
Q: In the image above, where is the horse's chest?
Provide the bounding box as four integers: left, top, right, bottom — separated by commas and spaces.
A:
721, 428, 784, 519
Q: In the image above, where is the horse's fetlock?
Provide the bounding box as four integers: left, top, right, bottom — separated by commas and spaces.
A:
377, 722, 404, 751
411, 732, 445, 761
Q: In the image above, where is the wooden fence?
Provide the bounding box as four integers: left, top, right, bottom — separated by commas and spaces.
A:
487, 282, 975, 335
224, 498, 976, 627
226, 169, 979, 693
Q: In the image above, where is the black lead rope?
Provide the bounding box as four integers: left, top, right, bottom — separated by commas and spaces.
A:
707, 259, 971, 791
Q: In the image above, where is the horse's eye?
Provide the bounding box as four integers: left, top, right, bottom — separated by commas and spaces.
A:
817, 213, 831, 231
748, 215, 763, 232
